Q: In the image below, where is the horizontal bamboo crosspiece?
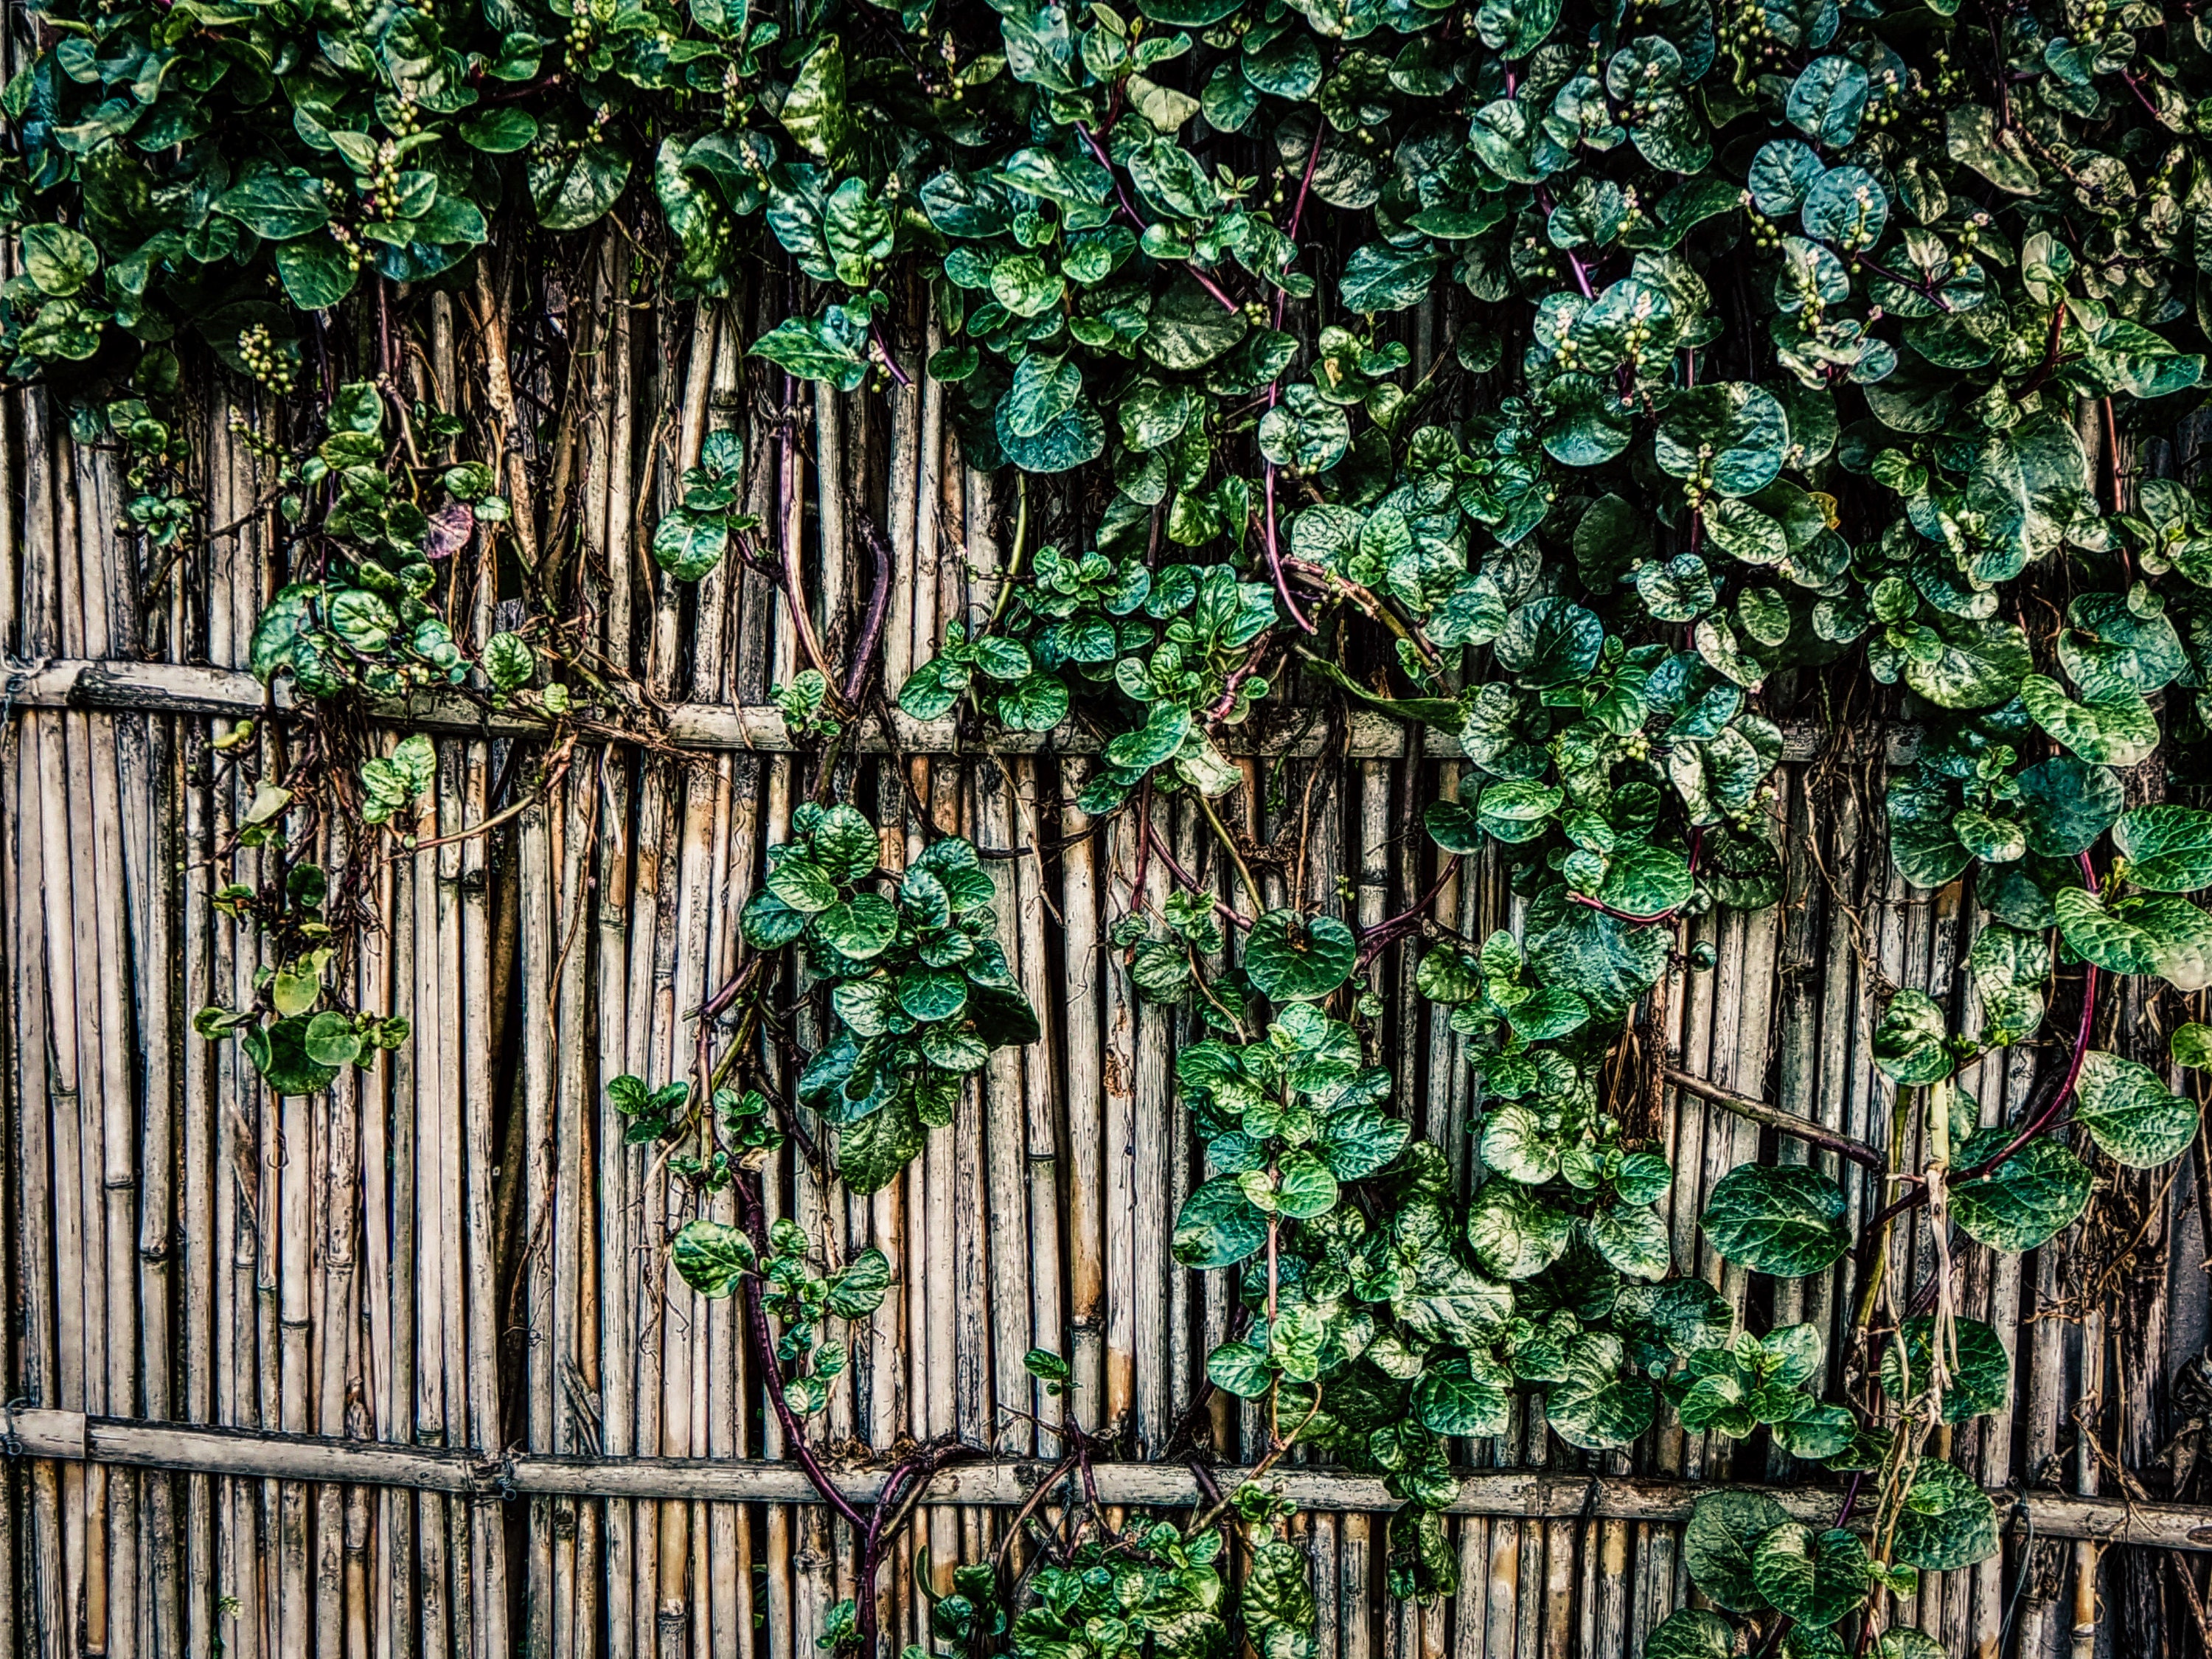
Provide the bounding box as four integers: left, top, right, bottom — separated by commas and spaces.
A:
7, 1410, 2207, 1551
5, 656, 1925, 762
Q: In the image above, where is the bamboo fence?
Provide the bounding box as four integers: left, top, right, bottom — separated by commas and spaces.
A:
3, 240, 2209, 1659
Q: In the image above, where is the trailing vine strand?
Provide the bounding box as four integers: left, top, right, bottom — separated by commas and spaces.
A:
12, 0, 2212, 1647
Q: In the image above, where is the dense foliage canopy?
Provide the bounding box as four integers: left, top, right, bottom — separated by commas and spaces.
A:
10, 0, 2212, 1644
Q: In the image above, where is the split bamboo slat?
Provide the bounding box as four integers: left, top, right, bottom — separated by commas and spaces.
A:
2, 267, 2206, 1659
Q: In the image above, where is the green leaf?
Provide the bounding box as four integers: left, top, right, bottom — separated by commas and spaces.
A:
2053, 888, 2212, 991
303, 1011, 362, 1068
1586, 1202, 1671, 1281
1872, 988, 1952, 1086
483, 632, 534, 692
2020, 675, 2159, 767
1207, 1336, 1272, 1397
459, 108, 538, 153
1752, 1525, 1868, 1628
1525, 899, 1669, 1020
827, 1248, 892, 1317
1413, 1354, 1511, 1436
751, 313, 870, 392
2175, 1024, 2212, 1070
218, 167, 332, 239
1273, 1150, 1341, 1219
780, 37, 851, 161
1144, 276, 1249, 369
1947, 103, 2039, 195
2011, 758, 2123, 856
812, 804, 880, 883
2115, 805, 2212, 893
839, 1098, 926, 1194
897, 967, 968, 1023
1879, 1316, 2011, 1422
1467, 1180, 1573, 1279
1801, 167, 1884, 252
1637, 554, 1717, 622
815, 894, 898, 961
1644, 1610, 1736, 1659
1778, 57, 1867, 146
1547, 1332, 1654, 1450
1173, 1177, 1270, 1267
992, 675, 1068, 731
1683, 1489, 1791, 1610
1498, 598, 1603, 687
1899, 613, 2032, 709
1700, 1164, 1851, 1277
1950, 1133, 2091, 1251
526, 136, 632, 232
1893, 1459, 1999, 1571
1656, 384, 1788, 498
1481, 1102, 1559, 1184
652, 511, 728, 581
672, 1219, 756, 1297
1597, 844, 1695, 917
1888, 780, 1970, 889
21, 223, 99, 297
741, 890, 807, 950
1476, 779, 1564, 844
2074, 1051, 2199, 1167
243, 1016, 341, 1096
1259, 383, 1352, 473
1245, 910, 1357, 1003
1540, 373, 1635, 467
766, 856, 838, 914
274, 234, 359, 309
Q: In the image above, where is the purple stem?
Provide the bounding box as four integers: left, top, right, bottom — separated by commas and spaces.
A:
1356, 856, 1464, 969
1077, 121, 1241, 313
1862, 852, 2104, 1263
1531, 181, 1596, 299
1566, 830, 1703, 924
1206, 629, 1276, 726
1147, 821, 1254, 933
742, 1267, 867, 1532
1264, 466, 1317, 635
843, 515, 893, 708
869, 321, 913, 390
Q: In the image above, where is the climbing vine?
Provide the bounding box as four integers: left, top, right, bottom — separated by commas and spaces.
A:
10, 0, 2212, 1646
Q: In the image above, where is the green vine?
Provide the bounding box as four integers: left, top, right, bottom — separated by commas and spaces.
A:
11, 0, 2212, 1647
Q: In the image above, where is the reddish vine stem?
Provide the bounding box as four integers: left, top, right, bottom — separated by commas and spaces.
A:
1565, 828, 1703, 923
1862, 850, 2103, 1279
1850, 252, 1956, 313
1263, 467, 1317, 634
2120, 66, 2165, 121
844, 511, 895, 709
1076, 121, 1240, 313
1206, 629, 1278, 726
1147, 818, 1255, 932
869, 321, 913, 390
1663, 1065, 1890, 1173
1354, 855, 1462, 968
1531, 182, 1596, 299
732, 1175, 869, 1533
773, 372, 832, 681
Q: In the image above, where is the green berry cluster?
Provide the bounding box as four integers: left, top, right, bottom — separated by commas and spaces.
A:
1719, 0, 1785, 88
565, 9, 598, 72
1724, 782, 1778, 832
2071, 0, 2120, 51
1622, 60, 1670, 124
330, 220, 367, 274
237, 324, 296, 394
359, 139, 409, 221
1742, 192, 1783, 251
